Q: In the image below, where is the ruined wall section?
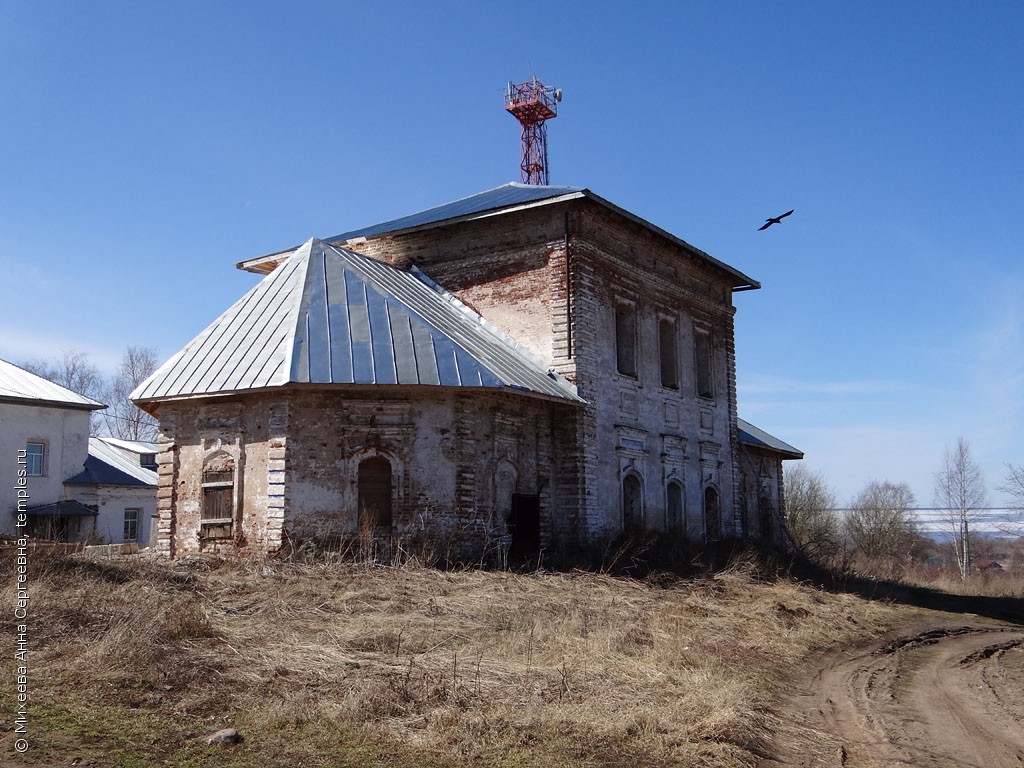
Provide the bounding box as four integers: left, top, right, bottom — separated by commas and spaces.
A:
339, 206, 572, 372
157, 398, 278, 557
159, 387, 568, 560
572, 203, 741, 540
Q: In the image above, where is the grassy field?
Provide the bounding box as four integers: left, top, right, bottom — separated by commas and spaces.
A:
1, 550, 917, 767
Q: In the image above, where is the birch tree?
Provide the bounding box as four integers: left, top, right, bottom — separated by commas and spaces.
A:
101, 346, 159, 442
933, 438, 987, 584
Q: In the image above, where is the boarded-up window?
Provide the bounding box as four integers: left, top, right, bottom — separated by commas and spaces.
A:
666, 481, 684, 531
622, 474, 643, 531
358, 457, 392, 528
694, 328, 714, 399
201, 459, 234, 540
202, 487, 232, 521
615, 304, 637, 377
704, 486, 720, 542
659, 318, 678, 388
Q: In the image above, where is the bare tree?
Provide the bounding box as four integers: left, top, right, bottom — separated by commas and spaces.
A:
784, 465, 841, 562
999, 463, 1024, 513
20, 350, 104, 402
933, 438, 987, 584
102, 346, 159, 442
20, 350, 106, 432
844, 481, 921, 567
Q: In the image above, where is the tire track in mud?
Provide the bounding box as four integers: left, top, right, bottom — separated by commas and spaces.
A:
761, 625, 1024, 768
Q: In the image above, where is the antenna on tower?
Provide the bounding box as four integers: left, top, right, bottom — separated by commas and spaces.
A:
504, 76, 562, 186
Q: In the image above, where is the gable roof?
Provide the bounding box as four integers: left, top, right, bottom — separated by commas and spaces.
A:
133, 238, 583, 405
64, 438, 158, 487
0, 359, 105, 411
737, 418, 803, 460
238, 182, 760, 291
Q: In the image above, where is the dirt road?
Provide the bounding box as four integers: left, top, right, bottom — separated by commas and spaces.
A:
762, 624, 1024, 767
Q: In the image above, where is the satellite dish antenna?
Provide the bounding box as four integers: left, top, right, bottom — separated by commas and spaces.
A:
554, 88, 563, 102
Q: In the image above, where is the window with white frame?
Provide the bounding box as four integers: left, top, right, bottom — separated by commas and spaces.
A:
25, 442, 44, 476
123, 508, 140, 541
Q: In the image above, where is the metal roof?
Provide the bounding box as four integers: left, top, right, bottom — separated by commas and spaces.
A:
326, 182, 584, 243
65, 438, 158, 487
24, 500, 98, 517
239, 183, 760, 290
0, 359, 105, 410
134, 238, 583, 405
99, 437, 159, 456
737, 418, 803, 460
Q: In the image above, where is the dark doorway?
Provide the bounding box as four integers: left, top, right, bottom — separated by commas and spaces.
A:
759, 497, 774, 541
358, 456, 393, 528
704, 486, 720, 542
622, 474, 643, 531
508, 493, 540, 557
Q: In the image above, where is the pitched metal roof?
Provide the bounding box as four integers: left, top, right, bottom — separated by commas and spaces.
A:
65, 438, 158, 487
238, 182, 759, 290
0, 359, 105, 410
25, 500, 98, 517
737, 418, 803, 460
134, 239, 583, 405
326, 182, 584, 243
99, 437, 159, 456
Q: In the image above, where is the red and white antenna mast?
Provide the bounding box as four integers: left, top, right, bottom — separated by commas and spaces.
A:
505, 76, 562, 186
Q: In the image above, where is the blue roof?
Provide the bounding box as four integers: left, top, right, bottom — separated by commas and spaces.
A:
325, 182, 584, 243
737, 418, 803, 459
65, 438, 158, 487
134, 238, 584, 404
25, 500, 97, 517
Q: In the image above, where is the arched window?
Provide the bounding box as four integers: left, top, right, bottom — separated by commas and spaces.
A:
622, 473, 643, 531
358, 457, 392, 528
666, 481, 684, 532
704, 486, 720, 542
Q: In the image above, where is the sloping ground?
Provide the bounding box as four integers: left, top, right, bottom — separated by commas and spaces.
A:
1, 553, 915, 768
762, 624, 1024, 767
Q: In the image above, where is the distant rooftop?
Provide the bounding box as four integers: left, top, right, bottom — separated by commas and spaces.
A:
0, 359, 105, 410
65, 438, 157, 487
737, 418, 803, 460
238, 182, 759, 291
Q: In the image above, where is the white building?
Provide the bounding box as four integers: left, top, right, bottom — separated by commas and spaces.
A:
1, 359, 156, 545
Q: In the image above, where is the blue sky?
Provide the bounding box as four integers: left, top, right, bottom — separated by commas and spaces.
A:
1, 1, 1021, 507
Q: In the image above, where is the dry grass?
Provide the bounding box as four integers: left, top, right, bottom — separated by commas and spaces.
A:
0, 551, 906, 767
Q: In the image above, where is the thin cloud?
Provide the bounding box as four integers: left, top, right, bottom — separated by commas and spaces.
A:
739, 374, 903, 397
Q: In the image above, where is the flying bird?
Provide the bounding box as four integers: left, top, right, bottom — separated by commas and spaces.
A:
757, 209, 795, 231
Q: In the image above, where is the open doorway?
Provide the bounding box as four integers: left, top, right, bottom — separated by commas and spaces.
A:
508, 493, 540, 557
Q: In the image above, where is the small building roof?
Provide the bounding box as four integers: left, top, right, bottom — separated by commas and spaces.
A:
24, 500, 98, 517
0, 359, 105, 411
238, 182, 760, 291
737, 418, 803, 460
99, 437, 159, 455
133, 238, 584, 406
64, 438, 158, 487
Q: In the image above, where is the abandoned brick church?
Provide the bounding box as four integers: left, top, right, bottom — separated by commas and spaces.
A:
132, 183, 801, 559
